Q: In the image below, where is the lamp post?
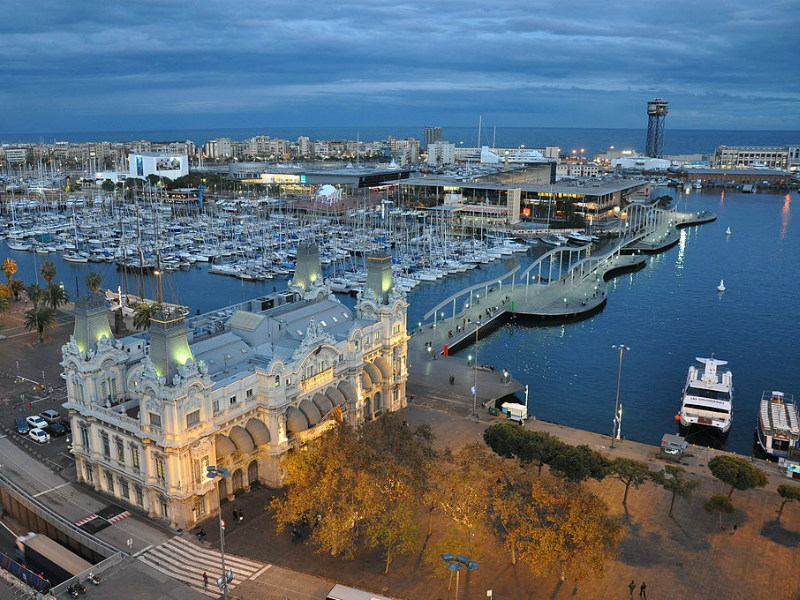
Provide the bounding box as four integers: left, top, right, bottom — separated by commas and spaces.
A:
611, 345, 629, 448
472, 321, 482, 416
207, 466, 232, 599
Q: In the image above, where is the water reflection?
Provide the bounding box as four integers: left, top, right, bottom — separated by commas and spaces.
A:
719, 190, 725, 205
675, 229, 687, 270
781, 194, 791, 241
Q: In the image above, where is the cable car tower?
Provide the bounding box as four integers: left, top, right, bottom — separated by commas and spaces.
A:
645, 98, 669, 158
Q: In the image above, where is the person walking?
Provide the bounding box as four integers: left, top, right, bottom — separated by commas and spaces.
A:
628, 580, 636, 598
639, 581, 647, 598
202, 571, 208, 589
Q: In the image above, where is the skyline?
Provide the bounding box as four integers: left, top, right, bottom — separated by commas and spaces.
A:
1, 1, 799, 134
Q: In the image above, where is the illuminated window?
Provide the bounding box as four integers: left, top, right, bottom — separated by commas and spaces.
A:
115, 437, 124, 464
131, 444, 140, 470
155, 455, 166, 483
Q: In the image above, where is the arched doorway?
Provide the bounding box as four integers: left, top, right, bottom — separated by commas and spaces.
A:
218, 476, 228, 502
232, 469, 244, 492
373, 391, 382, 413
364, 396, 373, 420
248, 460, 259, 485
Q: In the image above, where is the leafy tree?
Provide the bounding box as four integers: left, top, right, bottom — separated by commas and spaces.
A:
24, 307, 56, 342
26, 284, 46, 308
46, 282, 69, 311
483, 422, 524, 459
549, 444, 609, 482
517, 430, 565, 475
101, 179, 115, 193
0, 286, 9, 315
85, 272, 103, 294
609, 458, 652, 506
365, 498, 419, 574
488, 473, 533, 565
514, 476, 624, 582
39, 260, 56, 285
10, 279, 25, 300
1, 257, 17, 287
133, 303, 161, 330
651, 465, 699, 517
703, 493, 735, 530
146, 174, 161, 186
708, 455, 768, 498
776, 484, 800, 521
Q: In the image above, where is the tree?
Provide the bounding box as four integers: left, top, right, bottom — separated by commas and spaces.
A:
517, 431, 565, 475
488, 473, 533, 565
133, 303, 161, 330
24, 307, 56, 342
609, 458, 652, 506
651, 465, 699, 517
483, 422, 524, 459
776, 484, 800, 521
46, 282, 69, 311
703, 493, 735, 529
101, 179, 115, 193
85, 272, 103, 294
26, 284, 46, 308
0, 286, 9, 316
10, 279, 25, 300
708, 455, 768, 498
549, 444, 609, 482
39, 260, 56, 285
514, 476, 624, 582
1, 257, 17, 287
365, 497, 419, 574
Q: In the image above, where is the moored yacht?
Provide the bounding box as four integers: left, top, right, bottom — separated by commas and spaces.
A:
678, 357, 733, 436
755, 391, 800, 460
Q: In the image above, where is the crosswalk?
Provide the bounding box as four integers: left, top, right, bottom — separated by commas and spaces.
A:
138, 535, 270, 597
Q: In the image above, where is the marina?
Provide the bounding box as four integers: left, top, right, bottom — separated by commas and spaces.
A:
1, 187, 798, 455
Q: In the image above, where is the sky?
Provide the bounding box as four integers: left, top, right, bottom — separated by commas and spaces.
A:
1, 0, 798, 134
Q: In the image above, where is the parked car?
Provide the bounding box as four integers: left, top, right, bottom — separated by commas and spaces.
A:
29, 428, 50, 444
39, 409, 61, 424
26, 415, 48, 430
58, 417, 71, 432
14, 417, 30, 436
45, 423, 67, 438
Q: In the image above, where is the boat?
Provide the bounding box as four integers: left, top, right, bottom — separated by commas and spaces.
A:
565, 231, 597, 246
717, 279, 725, 292
539, 233, 568, 248
725, 227, 732, 236
678, 357, 733, 436
755, 391, 800, 460
63, 251, 89, 264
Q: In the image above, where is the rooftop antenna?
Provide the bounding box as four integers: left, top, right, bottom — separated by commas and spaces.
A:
477, 116, 482, 147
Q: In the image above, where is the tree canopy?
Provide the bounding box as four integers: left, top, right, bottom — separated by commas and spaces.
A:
1, 257, 17, 286
24, 307, 56, 343
609, 457, 652, 506
777, 484, 800, 521
703, 493, 735, 529
652, 465, 699, 517
85, 272, 103, 294
708, 455, 768, 498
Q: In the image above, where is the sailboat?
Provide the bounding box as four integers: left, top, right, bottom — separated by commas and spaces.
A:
725, 227, 732, 236
717, 279, 726, 293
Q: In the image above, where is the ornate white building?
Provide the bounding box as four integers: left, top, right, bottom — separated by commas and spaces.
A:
61, 245, 409, 529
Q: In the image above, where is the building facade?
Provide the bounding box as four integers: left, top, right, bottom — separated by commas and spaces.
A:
713, 145, 800, 170
61, 246, 409, 529
427, 142, 456, 166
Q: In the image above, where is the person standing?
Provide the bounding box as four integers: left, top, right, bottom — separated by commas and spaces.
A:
639, 581, 647, 598
628, 580, 636, 598
202, 571, 208, 589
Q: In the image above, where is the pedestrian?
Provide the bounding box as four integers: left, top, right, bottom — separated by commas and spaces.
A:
203, 571, 208, 589
628, 580, 636, 598
639, 581, 647, 598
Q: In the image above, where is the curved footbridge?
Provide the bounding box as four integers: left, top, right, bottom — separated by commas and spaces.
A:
406, 205, 715, 415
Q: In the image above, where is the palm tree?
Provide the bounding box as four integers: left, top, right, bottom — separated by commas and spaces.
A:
26, 284, 45, 308
24, 307, 56, 343
40, 260, 57, 285
47, 282, 69, 311
10, 279, 25, 301
133, 303, 161, 330
1, 257, 17, 287
85, 272, 103, 294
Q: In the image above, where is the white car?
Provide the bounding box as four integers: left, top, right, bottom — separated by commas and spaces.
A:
26, 415, 47, 430
29, 428, 50, 444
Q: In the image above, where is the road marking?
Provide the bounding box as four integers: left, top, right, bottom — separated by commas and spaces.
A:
32, 482, 71, 497
74, 513, 99, 526
249, 565, 272, 580
132, 544, 153, 557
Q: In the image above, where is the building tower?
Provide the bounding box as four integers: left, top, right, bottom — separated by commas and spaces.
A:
645, 98, 669, 158
424, 126, 443, 150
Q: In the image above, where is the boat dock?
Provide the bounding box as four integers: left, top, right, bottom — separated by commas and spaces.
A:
406, 204, 716, 415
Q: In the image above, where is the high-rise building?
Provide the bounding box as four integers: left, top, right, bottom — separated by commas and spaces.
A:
424, 126, 443, 150
645, 98, 669, 158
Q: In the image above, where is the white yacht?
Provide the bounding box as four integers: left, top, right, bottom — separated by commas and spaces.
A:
678, 357, 733, 436
755, 391, 799, 460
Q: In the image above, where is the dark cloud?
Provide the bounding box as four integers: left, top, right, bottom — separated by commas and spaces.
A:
0, 0, 797, 133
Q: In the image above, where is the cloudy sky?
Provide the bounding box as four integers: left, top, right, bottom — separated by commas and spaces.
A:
1, 0, 798, 133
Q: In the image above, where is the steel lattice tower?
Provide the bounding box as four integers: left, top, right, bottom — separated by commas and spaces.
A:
645, 98, 669, 158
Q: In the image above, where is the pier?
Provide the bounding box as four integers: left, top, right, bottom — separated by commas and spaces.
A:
407, 204, 716, 415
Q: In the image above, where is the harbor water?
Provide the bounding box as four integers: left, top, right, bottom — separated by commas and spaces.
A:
1, 188, 797, 455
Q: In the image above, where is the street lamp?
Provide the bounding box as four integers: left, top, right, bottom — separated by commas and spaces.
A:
207, 466, 232, 599
441, 554, 479, 600
472, 321, 482, 416
610, 345, 630, 448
